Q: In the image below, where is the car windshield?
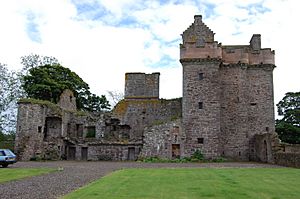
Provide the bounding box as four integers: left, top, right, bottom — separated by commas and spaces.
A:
3, 150, 15, 156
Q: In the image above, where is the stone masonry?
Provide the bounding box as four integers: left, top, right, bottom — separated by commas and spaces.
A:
180, 15, 275, 160
16, 15, 280, 163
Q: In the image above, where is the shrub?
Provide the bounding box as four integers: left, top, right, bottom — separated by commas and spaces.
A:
191, 149, 204, 161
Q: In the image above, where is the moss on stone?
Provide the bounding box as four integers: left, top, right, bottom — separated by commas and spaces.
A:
18, 98, 62, 115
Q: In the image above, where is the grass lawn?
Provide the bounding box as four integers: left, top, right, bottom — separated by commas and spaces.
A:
0, 168, 57, 183
63, 167, 300, 199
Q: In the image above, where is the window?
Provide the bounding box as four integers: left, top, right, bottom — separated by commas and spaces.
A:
38, 126, 42, 133
199, 73, 204, 80
86, 126, 96, 138
198, 102, 203, 109
266, 127, 269, 132
197, 138, 204, 144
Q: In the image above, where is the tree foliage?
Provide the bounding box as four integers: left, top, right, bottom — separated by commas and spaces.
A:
276, 92, 300, 144
0, 63, 22, 133
21, 54, 59, 74
22, 64, 110, 111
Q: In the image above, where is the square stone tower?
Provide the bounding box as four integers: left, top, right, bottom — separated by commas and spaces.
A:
124, 72, 160, 99
180, 15, 276, 160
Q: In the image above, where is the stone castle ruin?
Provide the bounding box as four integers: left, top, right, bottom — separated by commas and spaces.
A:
16, 15, 290, 164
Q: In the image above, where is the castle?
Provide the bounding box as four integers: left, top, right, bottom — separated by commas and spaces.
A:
15, 15, 277, 162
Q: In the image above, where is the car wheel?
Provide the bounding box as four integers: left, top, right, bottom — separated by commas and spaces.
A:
2, 164, 8, 168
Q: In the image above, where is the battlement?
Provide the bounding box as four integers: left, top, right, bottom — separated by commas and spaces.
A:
180, 15, 275, 65
124, 72, 160, 99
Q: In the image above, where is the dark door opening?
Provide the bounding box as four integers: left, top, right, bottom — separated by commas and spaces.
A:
263, 140, 268, 162
128, 147, 135, 161
68, 146, 76, 160
81, 147, 88, 161
172, 144, 180, 159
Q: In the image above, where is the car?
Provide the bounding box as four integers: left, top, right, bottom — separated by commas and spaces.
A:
0, 149, 17, 168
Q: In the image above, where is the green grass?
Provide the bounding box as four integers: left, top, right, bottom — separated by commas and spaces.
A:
0, 168, 57, 183
63, 168, 300, 199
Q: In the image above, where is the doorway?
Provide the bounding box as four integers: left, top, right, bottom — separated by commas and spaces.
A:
172, 144, 180, 159
68, 146, 76, 160
128, 147, 135, 161
81, 147, 88, 161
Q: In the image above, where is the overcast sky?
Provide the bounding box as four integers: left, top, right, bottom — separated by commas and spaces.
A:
0, 0, 299, 108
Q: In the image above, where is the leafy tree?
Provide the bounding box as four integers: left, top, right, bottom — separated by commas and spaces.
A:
0, 55, 60, 134
22, 64, 110, 111
0, 63, 22, 133
20, 54, 59, 74
276, 92, 300, 144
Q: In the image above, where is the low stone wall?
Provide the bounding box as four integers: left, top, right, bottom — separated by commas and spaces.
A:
282, 144, 300, 153
274, 152, 300, 168
88, 144, 142, 161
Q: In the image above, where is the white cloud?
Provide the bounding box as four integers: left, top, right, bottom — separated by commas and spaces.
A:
0, 0, 299, 110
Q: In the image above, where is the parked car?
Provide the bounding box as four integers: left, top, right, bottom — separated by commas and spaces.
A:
0, 149, 17, 168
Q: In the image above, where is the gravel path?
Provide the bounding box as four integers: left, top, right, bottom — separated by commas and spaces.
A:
0, 161, 283, 199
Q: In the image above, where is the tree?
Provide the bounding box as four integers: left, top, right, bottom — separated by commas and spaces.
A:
20, 54, 59, 74
107, 90, 124, 108
276, 92, 300, 144
0, 63, 22, 133
22, 64, 110, 112
0, 55, 61, 134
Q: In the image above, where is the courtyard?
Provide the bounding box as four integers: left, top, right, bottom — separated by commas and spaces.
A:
0, 161, 293, 199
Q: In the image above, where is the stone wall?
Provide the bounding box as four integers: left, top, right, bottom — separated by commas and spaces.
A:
272, 143, 300, 168
125, 72, 160, 99
180, 15, 275, 160
113, 98, 182, 141
181, 59, 222, 159
274, 152, 300, 168
15, 96, 140, 161
140, 119, 183, 159
219, 64, 249, 160
15, 101, 62, 160
87, 144, 142, 161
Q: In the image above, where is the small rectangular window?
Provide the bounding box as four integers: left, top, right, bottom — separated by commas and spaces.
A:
199, 73, 204, 80
38, 126, 42, 133
197, 138, 204, 144
198, 102, 203, 109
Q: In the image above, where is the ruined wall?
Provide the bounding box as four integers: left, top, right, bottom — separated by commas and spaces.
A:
273, 143, 300, 168
15, 101, 63, 160
113, 98, 182, 141
58, 89, 77, 111
141, 119, 183, 159
15, 92, 142, 161
87, 144, 142, 161
125, 72, 160, 99
274, 152, 300, 168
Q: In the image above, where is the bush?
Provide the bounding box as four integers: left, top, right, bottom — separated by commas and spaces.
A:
191, 149, 204, 161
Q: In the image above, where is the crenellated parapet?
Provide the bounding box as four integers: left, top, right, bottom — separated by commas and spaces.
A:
180, 15, 275, 66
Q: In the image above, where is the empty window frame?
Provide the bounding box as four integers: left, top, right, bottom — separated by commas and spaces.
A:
199, 73, 204, 80
198, 102, 203, 109
197, 138, 204, 144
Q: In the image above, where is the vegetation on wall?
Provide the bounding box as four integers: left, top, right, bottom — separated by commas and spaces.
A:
22, 64, 110, 112
276, 92, 300, 144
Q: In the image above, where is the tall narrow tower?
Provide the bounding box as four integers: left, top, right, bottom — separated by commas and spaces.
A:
180, 15, 222, 159
180, 15, 275, 160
